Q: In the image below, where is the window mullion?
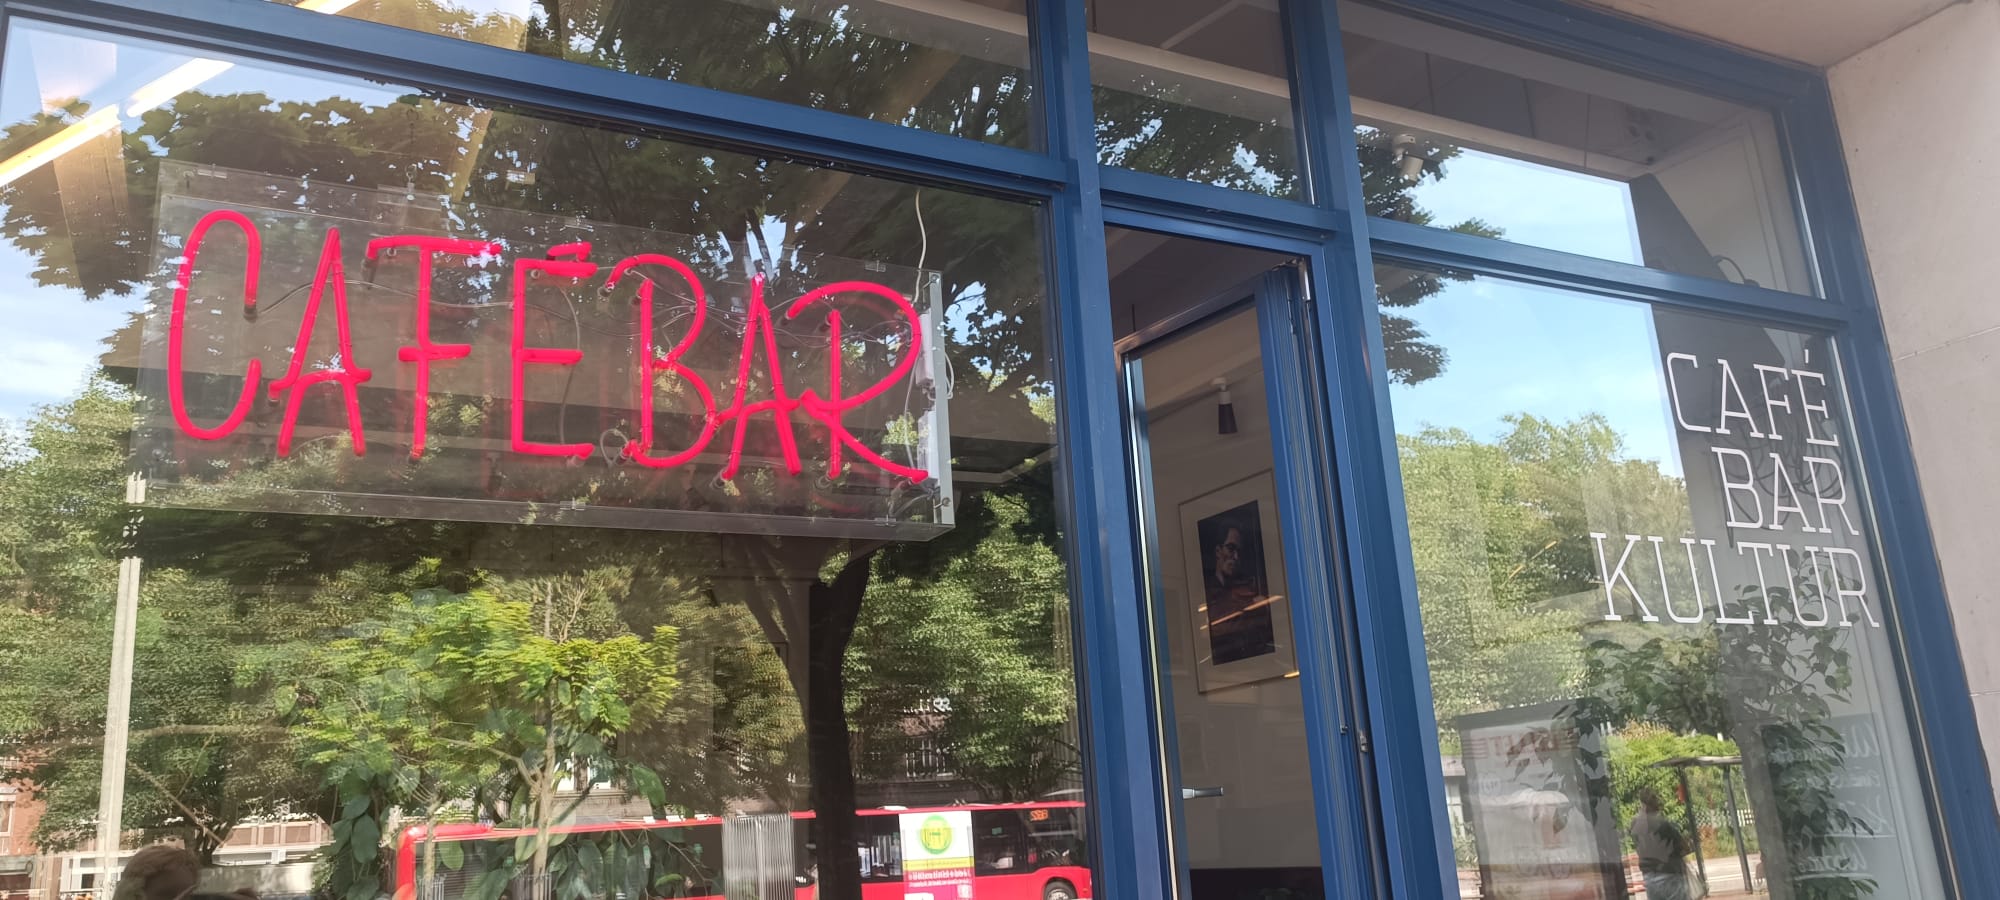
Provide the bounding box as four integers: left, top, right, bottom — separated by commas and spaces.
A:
1367, 216, 1854, 331
1030, 0, 1177, 898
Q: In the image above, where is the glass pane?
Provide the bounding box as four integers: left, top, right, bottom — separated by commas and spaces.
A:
1380, 259, 1944, 899
0, 20, 1087, 900
1113, 229, 1324, 899
1091, 0, 1304, 199
1344, 1, 1814, 294
264, 0, 1036, 148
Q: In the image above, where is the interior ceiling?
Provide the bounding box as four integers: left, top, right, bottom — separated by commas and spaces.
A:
1138, 306, 1263, 415
1090, 0, 1953, 101
1573, 0, 1959, 67
1092, 0, 1288, 78
1106, 228, 1289, 344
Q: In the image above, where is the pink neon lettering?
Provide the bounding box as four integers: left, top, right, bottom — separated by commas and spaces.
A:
824, 308, 844, 479
608, 254, 717, 468
788, 281, 930, 483
167, 209, 263, 441
163, 212, 936, 488
267, 228, 374, 456
716, 273, 803, 479
509, 249, 595, 458
369, 236, 500, 460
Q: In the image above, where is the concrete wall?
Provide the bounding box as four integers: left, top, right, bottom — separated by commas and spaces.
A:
1828, 0, 2000, 799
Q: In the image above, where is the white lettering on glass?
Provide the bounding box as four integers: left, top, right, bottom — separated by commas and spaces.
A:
1593, 349, 1880, 629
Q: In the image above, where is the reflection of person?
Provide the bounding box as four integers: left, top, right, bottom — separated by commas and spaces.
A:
111, 845, 258, 900
111, 845, 199, 900
797, 841, 819, 900
1628, 789, 1693, 900
1200, 505, 1276, 664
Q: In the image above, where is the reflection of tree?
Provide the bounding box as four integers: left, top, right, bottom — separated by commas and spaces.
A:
507, 0, 1034, 147
0, 382, 320, 860
708, 475, 1071, 900
1093, 83, 1299, 196
1400, 414, 1685, 732
0, 49, 1068, 900
1607, 725, 1748, 855
0, 381, 1072, 899
296, 579, 679, 900
1360, 131, 1501, 385
848, 487, 1076, 800
1403, 413, 1885, 898
1586, 587, 1877, 900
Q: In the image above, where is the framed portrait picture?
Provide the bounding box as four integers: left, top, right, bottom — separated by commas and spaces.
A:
1178, 470, 1296, 692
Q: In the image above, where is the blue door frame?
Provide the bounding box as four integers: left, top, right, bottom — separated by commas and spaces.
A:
2, 0, 1994, 897
1114, 264, 1380, 900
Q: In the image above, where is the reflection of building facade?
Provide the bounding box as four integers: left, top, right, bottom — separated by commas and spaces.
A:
1, 783, 37, 900
51, 822, 331, 900
0, 784, 327, 900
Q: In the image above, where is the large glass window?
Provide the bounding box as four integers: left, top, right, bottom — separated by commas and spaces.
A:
1343, 1, 1814, 295
0, 20, 1086, 900
1380, 260, 1944, 899
264, 0, 1037, 148
1090, 0, 1305, 199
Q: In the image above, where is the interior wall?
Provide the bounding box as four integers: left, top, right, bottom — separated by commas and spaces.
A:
1643, 114, 1811, 292
1137, 310, 1321, 873
1828, 0, 2000, 802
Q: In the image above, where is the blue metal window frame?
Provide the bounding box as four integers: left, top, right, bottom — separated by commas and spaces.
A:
0, 0, 1991, 898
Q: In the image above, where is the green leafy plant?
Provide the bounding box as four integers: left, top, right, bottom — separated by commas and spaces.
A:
294, 579, 677, 900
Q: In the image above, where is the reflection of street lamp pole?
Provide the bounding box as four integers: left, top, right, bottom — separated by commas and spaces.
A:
1720, 764, 1753, 893
94, 474, 145, 889
1673, 767, 1706, 888
1654, 755, 1756, 895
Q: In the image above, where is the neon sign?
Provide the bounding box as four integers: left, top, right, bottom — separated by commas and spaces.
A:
167, 209, 930, 485
137, 163, 953, 539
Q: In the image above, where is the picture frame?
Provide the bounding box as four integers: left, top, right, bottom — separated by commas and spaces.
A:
1178, 470, 1296, 692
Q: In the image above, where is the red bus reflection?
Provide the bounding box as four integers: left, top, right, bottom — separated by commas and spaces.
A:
392, 802, 1089, 900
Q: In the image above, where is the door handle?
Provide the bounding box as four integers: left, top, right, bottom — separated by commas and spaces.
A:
1180, 786, 1226, 800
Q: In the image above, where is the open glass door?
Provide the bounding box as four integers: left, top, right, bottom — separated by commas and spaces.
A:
1109, 227, 1332, 900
